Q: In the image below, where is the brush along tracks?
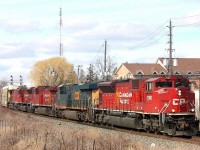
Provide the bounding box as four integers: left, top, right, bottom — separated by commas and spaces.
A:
2, 106, 200, 147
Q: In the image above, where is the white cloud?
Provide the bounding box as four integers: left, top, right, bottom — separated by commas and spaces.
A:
1, 0, 200, 86
0, 19, 41, 33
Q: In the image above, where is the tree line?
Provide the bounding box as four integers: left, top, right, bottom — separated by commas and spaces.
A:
0, 56, 117, 88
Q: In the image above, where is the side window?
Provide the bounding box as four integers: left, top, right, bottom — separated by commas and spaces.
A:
146, 82, 153, 91
60, 87, 66, 94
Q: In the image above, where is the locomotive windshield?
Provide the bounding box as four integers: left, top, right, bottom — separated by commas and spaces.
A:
156, 82, 172, 88
175, 80, 188, 88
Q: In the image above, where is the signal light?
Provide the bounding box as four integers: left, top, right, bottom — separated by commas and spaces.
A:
10, 75, 13, 85
20, 75, 23, 86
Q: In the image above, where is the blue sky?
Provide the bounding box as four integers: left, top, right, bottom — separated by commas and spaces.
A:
0, 0, 200, 86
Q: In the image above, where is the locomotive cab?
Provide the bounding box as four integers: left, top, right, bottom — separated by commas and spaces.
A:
143, 76, 198, 136
144, 76, 195, 114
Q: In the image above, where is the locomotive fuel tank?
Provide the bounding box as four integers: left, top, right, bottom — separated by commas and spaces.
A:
62, 110, 79, 120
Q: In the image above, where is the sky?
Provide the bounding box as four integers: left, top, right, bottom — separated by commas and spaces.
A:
1, 0, 200, 86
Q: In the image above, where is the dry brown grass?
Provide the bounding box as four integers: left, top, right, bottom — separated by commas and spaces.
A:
1, 107, 198, 150
0, 107, 135, 150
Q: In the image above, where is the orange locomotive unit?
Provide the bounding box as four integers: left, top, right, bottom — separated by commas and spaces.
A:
1, 75, 198, 136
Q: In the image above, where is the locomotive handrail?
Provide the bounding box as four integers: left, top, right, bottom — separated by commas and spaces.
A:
159, 100, 171, 114
159, 99, 172, 124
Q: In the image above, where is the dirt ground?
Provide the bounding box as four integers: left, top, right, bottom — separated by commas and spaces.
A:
0, 107, 136, 150
1, 106, 200, 150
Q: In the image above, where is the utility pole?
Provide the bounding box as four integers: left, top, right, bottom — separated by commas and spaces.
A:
104, 39, 107, 80
167, 19, 174, 75
87, 64, 94, 83
59, 7, 63, 57
76, 65, 82, 84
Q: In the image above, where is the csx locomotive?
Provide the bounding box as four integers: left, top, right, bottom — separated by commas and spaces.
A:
0, 75, 199, 136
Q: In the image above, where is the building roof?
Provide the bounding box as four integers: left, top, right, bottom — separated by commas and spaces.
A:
157, 58, 200, 74
123, 63, 167, 75
114, 57, 200, 78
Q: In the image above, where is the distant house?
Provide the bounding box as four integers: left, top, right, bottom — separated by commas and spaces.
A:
157, 58, 200, 75
113, 58, 200, 80
113, 63, 167, 80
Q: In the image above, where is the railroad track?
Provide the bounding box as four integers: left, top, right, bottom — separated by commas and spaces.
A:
2, 106, 200, 146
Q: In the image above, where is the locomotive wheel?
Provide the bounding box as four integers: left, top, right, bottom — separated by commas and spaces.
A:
154, 128, 159, 134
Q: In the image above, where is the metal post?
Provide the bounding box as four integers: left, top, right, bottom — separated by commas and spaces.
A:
104, 39, 107, 80
167, 20, 174, 75
59, 7, 63, 57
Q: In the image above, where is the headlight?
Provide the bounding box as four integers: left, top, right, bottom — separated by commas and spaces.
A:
191, 108, 195, 112
178, 90, 181, 96
172, 109, 175, 112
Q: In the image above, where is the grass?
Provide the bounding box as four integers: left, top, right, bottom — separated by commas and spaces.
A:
0, 106, 138, 150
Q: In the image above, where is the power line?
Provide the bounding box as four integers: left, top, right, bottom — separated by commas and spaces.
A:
171, 13, 200, 20
131, 17, 200, 49
130, 20, 169, 43
171, 13, 200, 27
127, 20, 169, 50
131, 30, 167, 50
175, 22, 200, 27
89, 44, 104, 64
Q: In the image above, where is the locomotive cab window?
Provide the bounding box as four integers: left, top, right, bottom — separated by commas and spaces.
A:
59, 86, 66, 94
156, 81, 172, 88
175, 80, 188, 88
146, 82, 153, 91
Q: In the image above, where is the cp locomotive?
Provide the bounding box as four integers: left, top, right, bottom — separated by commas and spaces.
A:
0, 75, 198, 136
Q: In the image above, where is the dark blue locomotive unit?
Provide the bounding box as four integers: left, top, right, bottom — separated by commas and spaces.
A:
55, 83, 98, 121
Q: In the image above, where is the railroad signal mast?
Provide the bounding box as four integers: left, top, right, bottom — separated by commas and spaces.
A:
10, 75, 23, 86
10, 75, 13, 85
19, 75, 23, 86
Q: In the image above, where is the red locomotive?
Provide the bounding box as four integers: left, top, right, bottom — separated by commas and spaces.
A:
29, 86, 57, 115
95, 76, 198, 136
9, 86, 27, 111
8, 86, 57, 115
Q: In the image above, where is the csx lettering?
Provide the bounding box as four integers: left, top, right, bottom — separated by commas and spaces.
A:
74, 92, 80, 100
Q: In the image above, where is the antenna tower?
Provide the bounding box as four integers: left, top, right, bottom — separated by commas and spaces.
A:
59, 7, 63, 57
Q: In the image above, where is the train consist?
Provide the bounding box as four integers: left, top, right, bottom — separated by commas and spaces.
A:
0, 75, 199, 136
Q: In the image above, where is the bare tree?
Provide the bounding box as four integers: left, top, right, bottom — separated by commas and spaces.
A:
86, 64, 98, 83
95, 56, 118, 81
0, 78, 8, 89
79, 69, 86, 83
